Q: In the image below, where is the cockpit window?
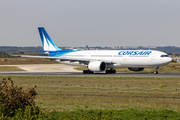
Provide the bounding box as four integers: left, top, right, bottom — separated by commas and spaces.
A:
161, 55, 169, 57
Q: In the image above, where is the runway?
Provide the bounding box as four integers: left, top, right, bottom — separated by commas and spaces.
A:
0, 64, 180, 78
0, 72, 180, 78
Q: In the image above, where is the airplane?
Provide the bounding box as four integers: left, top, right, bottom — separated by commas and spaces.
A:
21, 27, 172, 74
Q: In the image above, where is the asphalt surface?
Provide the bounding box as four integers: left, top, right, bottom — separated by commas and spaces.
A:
0, 64, 180, 78
0, 72, 180, 78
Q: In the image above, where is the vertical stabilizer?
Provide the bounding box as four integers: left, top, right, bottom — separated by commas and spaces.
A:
38, 27, 61, 51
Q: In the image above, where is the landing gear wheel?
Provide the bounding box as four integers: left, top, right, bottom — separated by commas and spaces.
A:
106, 69, 116, 74
83, 70, 87, 74
154, 67, 159, 74
113, 70, 116, 73
106, 70, 109, 74
154, 71, 158, 74
83, 70, 94, 74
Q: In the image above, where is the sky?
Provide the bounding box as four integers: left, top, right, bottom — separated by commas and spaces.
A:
0, 0, 180, 47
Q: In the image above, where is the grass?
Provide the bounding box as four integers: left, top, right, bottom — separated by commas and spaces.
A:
48, 109, 180, 120
0, 66, 24, 72
74, 62, 180, 73
0, 58, 58, 65
1, 76, 180, 112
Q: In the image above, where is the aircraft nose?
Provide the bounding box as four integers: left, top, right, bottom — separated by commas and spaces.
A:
167, 57, 172, 63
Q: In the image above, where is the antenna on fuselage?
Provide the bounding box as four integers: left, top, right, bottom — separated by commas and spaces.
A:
86, 45, 90, 50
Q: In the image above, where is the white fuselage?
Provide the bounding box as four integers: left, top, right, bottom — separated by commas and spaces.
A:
59, 50, 172, 68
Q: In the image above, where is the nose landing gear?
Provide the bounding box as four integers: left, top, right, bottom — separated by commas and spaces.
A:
154, 67, 159, 74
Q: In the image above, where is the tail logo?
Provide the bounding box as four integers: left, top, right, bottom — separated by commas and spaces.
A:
38, 27, 61, 51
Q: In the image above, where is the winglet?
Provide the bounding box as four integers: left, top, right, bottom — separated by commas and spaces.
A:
38, 27, 61, 51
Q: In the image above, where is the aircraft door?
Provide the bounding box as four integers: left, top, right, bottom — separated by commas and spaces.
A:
151, 53, 155, 62
85, 51, 90, 59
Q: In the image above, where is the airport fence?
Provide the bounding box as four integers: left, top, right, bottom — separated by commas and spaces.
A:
19, 84, 180, 95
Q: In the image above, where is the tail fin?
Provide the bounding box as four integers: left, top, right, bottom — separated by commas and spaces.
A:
38, 27, 61, 51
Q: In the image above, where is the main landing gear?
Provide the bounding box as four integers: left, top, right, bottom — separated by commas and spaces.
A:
83, 70, 94, 74
106, 69, 116, 74
154, 67, 159, 74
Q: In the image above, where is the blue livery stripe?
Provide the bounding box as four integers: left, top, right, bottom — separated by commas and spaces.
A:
38, 27, 61, 51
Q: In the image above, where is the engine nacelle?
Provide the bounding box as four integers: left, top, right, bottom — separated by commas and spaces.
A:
128, 67, 145, 71
88, 61, 107, 72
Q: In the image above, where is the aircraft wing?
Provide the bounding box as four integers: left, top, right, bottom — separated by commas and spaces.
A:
19, 55, 112, 63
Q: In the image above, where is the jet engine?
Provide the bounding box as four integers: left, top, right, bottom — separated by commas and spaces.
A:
88, 61, 107, 72
128, 67, 145, 71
